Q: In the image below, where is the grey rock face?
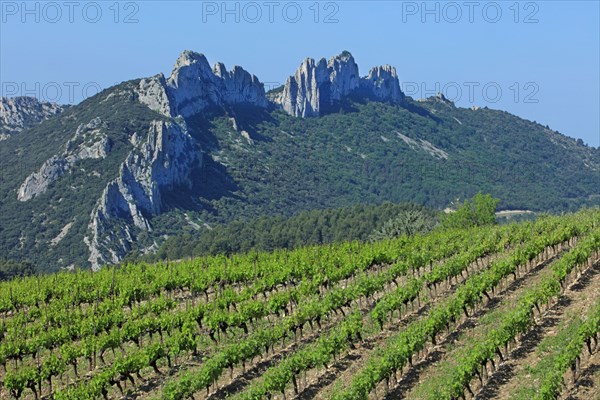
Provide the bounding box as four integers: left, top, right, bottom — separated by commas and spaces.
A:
433, 92, 454, 106
273, 51, 405, 117
119, 120, 199, 216
17, 117, 111, 201
274, 53, 358, 118
166, 51, 218, 117
136, 74, 173, 117
165, 50, 268, 118
17, 156, 69, 202
215, 64, 269, 108
276, 57, 329, 118
0, 96, 65, 137
86, 120, 200, 269
360, 65, 404, 103
327, 52, 360, 102
79, 50, 271, 267
136, 50, 403, 121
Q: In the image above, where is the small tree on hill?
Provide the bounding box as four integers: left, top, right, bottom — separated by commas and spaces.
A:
442, 193, 499, 229
369, 209, 437, 241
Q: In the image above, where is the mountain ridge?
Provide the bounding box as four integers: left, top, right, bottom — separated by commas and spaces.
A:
1, 50, 598, 271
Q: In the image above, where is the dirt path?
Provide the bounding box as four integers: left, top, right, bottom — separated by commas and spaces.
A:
475, 262, 600, 400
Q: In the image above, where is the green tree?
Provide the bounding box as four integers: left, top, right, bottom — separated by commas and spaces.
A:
369, 209, 438, 241
442, 193, 499, 229
472, 192, 499, 225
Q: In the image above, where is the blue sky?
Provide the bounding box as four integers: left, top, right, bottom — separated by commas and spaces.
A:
1, 1, 599, 146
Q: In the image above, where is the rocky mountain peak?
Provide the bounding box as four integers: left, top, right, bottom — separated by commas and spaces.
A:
431, 92, 455, 107
163, 51, 268, 117
327, 52, 360, 101
212, 62, 228, 77
326, 51, 357, 71
334, 50, 354, 62
173, 50, 212, 71
219, 65, 269, 108
273, 51, 405, 117
274, 57, 327, 118
360, 65, 404, 103
134, 50, 405, 120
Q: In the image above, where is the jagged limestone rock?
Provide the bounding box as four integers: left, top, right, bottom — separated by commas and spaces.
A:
214, 63, 269, 108
327, 51, 360, 102
86, 120, 200, 269
165, 50, 268, 118
17, 156, 69, 201
135, 74, 172, 117
360, 65, 404, 103
433, 92, 455, 106
273, 51, 404, 117
166, 51, 218, 117
17, 117, 111, 201
0, 96, 65, 137
276, 57, 329, 117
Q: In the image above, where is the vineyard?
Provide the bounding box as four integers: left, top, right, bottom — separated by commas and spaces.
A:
0, 209, 599, 400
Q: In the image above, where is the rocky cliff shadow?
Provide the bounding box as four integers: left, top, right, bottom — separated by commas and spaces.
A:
227, 104, 277, 143
320, 96, 361, 116
184, 108, 223, 149
158, 109, 244, 213
404, 100, 443, 124
160, 156, 242, 214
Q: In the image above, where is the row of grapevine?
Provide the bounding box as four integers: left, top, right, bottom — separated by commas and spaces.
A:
159, 222, 536, 399
533, 290, 600, 399
330, 212, 597, 400
234, 312, 364, 400
0, 238, 411, 313
1, 226, 474, 340
0, 225, 488, 371
1, 227, 494, 399
231, 228, 512, 399
1, 210, 598, 400
421, 231, 600, 399
231, 214, 590, 400
158, 234, 482, 400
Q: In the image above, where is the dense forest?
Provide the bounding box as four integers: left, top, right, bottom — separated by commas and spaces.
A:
128, 202, 438, 263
